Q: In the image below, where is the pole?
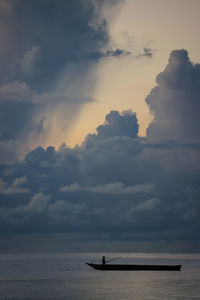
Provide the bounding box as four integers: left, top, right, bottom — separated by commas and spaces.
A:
106, 256, 121, 263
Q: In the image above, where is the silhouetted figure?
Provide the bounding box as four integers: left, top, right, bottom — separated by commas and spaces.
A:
102, 256, 106, 265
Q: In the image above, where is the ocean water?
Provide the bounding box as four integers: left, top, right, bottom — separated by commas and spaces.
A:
0, 252, 200, 300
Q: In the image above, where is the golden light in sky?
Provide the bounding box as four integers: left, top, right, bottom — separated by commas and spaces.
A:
66, 0, 200, 147
1, 0, 200, 256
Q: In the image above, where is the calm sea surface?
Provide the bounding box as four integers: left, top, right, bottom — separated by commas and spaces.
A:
0, 252, 199, 299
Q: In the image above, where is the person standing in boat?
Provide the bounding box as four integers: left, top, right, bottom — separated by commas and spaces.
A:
102, 256, 106, 265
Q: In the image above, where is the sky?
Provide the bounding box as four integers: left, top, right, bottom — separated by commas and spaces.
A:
0, 0, 200, 253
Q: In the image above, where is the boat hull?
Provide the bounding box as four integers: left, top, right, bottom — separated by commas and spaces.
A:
86, 263, 181, 271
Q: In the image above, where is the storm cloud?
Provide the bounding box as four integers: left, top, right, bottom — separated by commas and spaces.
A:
0, 49, 200, 252
0, 0, 122, 157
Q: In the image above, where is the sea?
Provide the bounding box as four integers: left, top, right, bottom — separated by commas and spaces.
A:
0, 252, 200, 300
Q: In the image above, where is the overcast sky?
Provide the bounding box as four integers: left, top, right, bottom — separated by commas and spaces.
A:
0, 0, 200, 253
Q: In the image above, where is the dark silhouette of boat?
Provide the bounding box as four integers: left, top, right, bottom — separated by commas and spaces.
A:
86, 263, 182, 271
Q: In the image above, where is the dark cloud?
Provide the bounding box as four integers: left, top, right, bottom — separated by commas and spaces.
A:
0, 131, 200, 250
0, 101, 37, 141
96, 110, 139, 138
136, 48, 153, 58
142, 48, 153, 57
0, 0, 153, 162
89, 47, 154, 60
86, 110, 139, 143
0, 0, 122, 158
0, 141, 18, 164
0, 0, 109, 91
0, 49, 200, 252
88, 48, 131, 59
0, 177, 28, 195
105, 48, 131, 57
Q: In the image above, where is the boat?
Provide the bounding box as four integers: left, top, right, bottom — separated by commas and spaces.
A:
86, 263, 182, 271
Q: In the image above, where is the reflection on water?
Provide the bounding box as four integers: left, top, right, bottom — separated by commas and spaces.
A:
0, 252, 200, 299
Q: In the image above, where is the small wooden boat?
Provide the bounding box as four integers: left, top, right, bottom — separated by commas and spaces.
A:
86, 263, 182, 271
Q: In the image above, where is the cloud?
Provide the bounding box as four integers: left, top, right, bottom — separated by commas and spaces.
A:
143, 48, 153, 57
88, 48, 131, 59
59, 183, 81, 193
86, 110, 139, 143
130, 198, 160, 212
0, 0, 122, 156
146, 49, 200, 142
59, 182, 155, 194
105, 48, 131, 57
0, 192, 50, 223
0, 0, 153, 160
89, 47, 154, 60
0, 0, 110, 91
23, 192, 50, 214
0, 101, 37, 141
0, 81, 34, 102
0, 177, 29, 195
0, 49, 200, 252
48, 200, 86, 217
136, 48, 153, 58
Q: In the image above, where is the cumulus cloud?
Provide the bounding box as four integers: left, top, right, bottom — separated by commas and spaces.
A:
146, 49, 200, 142
0, 49, 200, 252
86, 110, 139, 142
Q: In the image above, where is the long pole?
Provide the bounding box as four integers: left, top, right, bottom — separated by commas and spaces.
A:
106, 256, 121, 263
